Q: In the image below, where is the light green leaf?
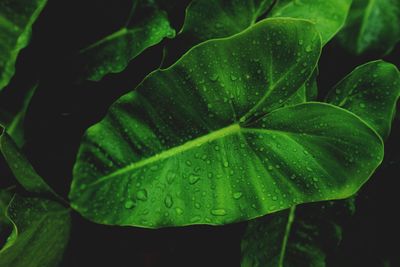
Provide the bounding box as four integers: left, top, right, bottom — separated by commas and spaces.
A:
0, 0, 47, 91
70, 18, 382, 228
337, 0, 400, 55
269, 0, 353, 44
0, 194, 70, 267
78, 1, 175, 81
326, 60, 400, 140
241, 199, 355, 267
0, 126, 55, 195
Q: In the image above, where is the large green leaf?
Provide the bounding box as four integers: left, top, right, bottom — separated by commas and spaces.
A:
70, 18, 383, 228
269, 0, 353, 45
326, 60, 400, 140
78, 0, 175, 81
0, 0, 47, 91
337, 0, 400, 55
241, 199, 355, 267
0, 194, 70, 267
0, 126, 55, 195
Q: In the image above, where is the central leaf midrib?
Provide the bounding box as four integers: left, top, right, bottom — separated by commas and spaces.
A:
89, 123, 243, 186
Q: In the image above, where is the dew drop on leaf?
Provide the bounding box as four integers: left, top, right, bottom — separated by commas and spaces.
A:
211, 209, 227, 216
164, 195, 173, 208
124, 200, 135, 209
136, 189, 148, 201
233, 192, 243, 199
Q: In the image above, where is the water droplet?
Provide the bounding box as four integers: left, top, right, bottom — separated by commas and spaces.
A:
189, 174, 200, 185
175, 207, 184, 215
164, 195, 173, 208
136, 189, 148, 201
124, 200, 135, 209
230, 74, 238, 81
211, 209, 227, 216
276, 40, 282, 45
209, 74, 219, 81
272, 196, 278, 201
305, 45, 312, 52
223, 160, 229, 168
233, 192, 243, 199
359, 103, 366, 108
186, 160, 192, 166
214, 145, 220, 151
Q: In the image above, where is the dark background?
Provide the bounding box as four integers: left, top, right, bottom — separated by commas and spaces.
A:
0, 1, 399, 266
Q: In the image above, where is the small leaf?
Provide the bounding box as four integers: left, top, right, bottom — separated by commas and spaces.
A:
71, 19, 382, 228
241, 200, 355, 267
337, 0, 400, 55
0, 126, 55, 195
78, 1, 175, 81
269, 0, 353, 44
326, 60, 400, 140
0, 194, 70, 267
0, 0, 47, 91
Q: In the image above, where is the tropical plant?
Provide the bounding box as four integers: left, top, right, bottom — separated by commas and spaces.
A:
0, 0, 399, 266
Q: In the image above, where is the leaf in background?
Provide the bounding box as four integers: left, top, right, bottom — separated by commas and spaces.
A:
70, 18, 382, 228
337, 0, 400, 55
269, 0, 352, 45
78, 0, 175, 81
0, 189, 12, 249
326, 60, 400, 140
0, 0, 47, 91
241, 199, 355, 267
162, 0, 275, 66
0, 194, 70, 267
0, 85, 36, 147
0, 126, 55, 195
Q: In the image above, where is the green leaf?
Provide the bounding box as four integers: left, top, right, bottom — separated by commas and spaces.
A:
162, 0, 275, 66
285, 68, 318, 106
326, 60, 400, 140
269, 0, 353, 44
0, 189, 12, 248
0, 84, 36, 147
179, 0, 274, 43
337, 0, 400, 55
0, 126, 55, 195
70, 18, 382, 228
0, 194, 70, 267
0, 0, 47, 91
78, 1, 175, 81
241, 199, 355, 267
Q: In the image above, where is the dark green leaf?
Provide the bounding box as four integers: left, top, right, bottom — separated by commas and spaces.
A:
0, 189, 12, 248
326, 60, 400, 140
0, 126, 55, 195
269, 0, 353, 44
0, 194, 70, 267
0, 0, 47, 90
70, 18, 383, 228
0, 85, 36, 147
78, 1, 175, 81
241, 199, 355, 267
337, 0, 400, 55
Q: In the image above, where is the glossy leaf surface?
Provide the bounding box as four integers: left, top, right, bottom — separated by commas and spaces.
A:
70, 19, 383, 228
337, 0, 400, 55
0, 0, 47, 90
0, 194, 70, 267
326, 60, 400, 140
269, 0, 352, 44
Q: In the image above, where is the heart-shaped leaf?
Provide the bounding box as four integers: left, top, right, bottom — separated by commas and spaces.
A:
0, 0, 47, 91
326, 60, 400, 140
0, 193, 70, 267
241, 199, 355, 267
70, 18, 383, 228
78, 0, 175, 81
269, 0, 353, 45
337, 0, 400, 55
